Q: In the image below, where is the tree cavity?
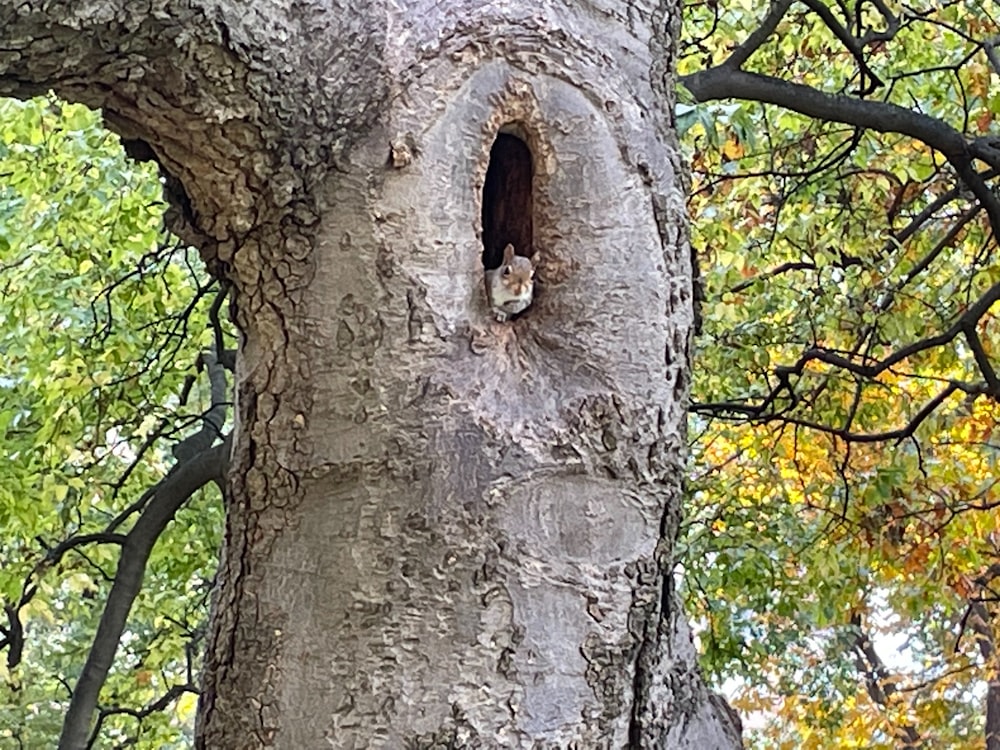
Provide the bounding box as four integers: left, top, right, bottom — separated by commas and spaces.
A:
481, 131, 533, 271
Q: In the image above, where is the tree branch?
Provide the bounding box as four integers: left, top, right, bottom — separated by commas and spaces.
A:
730, 260, 818, 293
682, 66, 966, 159
694, 381, 964, 444
680, 66, 1000, 232
859, 0, 900, 46
171, 349, 230, 462
724, 0, 794, 70
798, 0, 882, 93
207, 282, 234, 373
965, 329, 1000, 394
86, 683, 199, 750
693, 270, 1000, 435
775, 277, 1000, 384
58, 437, 230, 750
888, 205, 982, 301
965, 601, 1000, 750
3, 604, 23, 671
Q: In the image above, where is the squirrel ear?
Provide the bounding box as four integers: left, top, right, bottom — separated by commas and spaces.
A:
502, 243, 515, 262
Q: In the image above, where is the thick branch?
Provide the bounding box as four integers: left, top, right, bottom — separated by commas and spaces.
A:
171, 349, 230, 462
966, 329, 1000, 394
985, 37, 1000, 77
680, 67, 1000, 231
58, 437, 230, 750
682, 69, 967, 158
3, 604, 23, 670
0, 0, 341, 251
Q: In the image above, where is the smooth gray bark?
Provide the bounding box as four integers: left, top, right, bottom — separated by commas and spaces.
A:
0, 1, 743, 748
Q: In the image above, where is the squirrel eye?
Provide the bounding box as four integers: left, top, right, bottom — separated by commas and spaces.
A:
502, 266, 511, 277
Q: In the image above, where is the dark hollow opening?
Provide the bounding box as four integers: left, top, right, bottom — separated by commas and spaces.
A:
481, 132, 533, 270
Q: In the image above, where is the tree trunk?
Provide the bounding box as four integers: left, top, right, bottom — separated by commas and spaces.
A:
0, 2, 742, 747
970, 603, 1000, 750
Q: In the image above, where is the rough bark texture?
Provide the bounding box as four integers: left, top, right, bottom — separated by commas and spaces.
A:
0, 1, 743, 748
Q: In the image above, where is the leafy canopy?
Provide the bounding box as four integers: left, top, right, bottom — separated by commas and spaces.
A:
679, 1, 1000, 748
0, 96, 224, 748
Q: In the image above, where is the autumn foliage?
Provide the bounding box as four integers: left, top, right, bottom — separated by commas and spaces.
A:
680, 1, 1000, 747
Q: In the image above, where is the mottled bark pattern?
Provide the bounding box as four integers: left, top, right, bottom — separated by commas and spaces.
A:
0, 1, 742, 748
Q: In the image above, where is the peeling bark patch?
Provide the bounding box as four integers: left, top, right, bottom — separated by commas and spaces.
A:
582, 630, 634, 732
624, 556, 664, 746
403, 705, 482, 749
566, 394, 681, 486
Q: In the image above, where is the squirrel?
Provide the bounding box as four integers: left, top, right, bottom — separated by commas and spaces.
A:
485, 243, 534, 321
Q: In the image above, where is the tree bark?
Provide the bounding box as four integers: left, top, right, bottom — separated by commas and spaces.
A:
969, 602, 1000, 750
0, 1, 743, 747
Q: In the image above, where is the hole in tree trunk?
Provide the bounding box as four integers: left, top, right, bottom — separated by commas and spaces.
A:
481, 132, 533, 270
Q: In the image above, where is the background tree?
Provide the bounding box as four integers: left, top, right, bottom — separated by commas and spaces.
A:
0, 2, 743, 749
0, 97, 226, 747
678, 1, 1000, 748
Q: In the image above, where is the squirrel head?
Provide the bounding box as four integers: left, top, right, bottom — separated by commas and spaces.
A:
496, 243, 534, 298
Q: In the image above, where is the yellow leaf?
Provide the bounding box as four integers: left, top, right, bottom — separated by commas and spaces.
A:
722, 138, 744, 160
